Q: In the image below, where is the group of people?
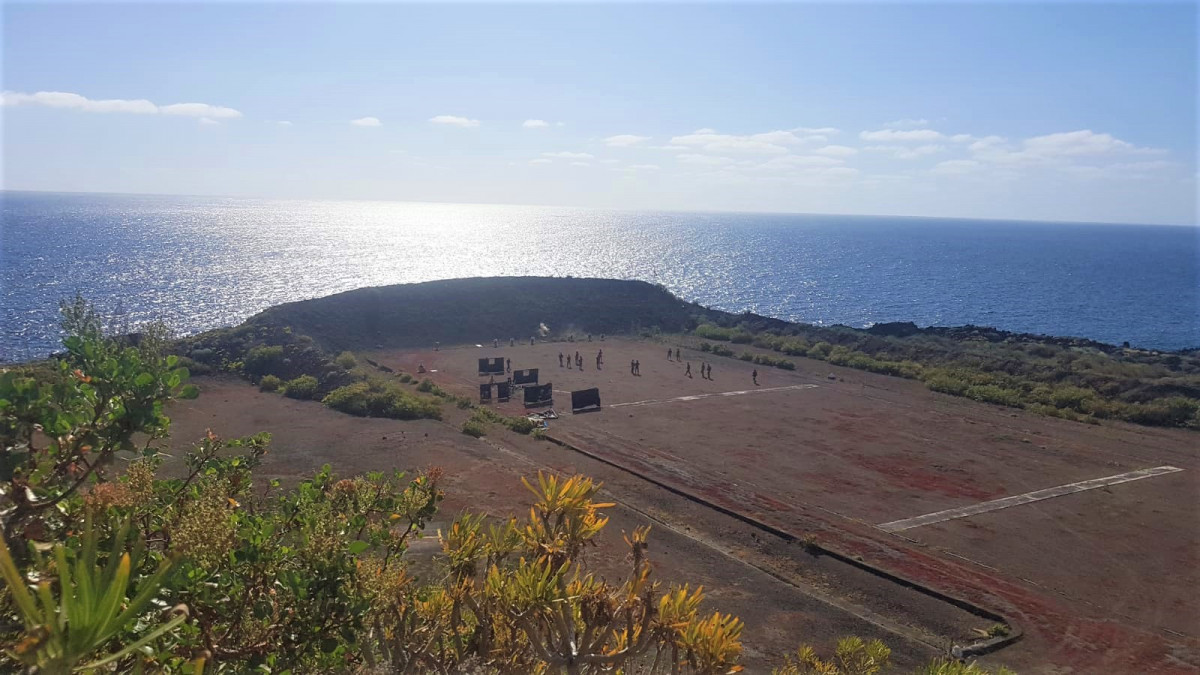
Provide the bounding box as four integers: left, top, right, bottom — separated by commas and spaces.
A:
559, 350, 588, 370
683, 361, 714, 380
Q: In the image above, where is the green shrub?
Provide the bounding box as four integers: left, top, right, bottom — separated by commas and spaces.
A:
334, 351, 357, 370
282, 375, 319, 400
694, 323, 736, 341
739, 351, 754, 362
322, 379, 442, 420
189, 347, 216, 362
712, 344, 735, 357
472, 407, 504, 424
964, 384, 1024, 408
259, 374, 282, 392
505, 416, 537, 434
729, 331, 754, 344
399, 373, 414, 383
1050, 385, 1097, 411
243, 345, 285, 376
699, 342, 713, 352
417, 378, 443, 395
923, 370, 970, 396
776, 359, 796, 371
461, 420, 486, 438
807, 342, 833, 360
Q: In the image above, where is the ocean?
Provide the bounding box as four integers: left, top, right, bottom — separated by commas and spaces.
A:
2, 190, 1197, 361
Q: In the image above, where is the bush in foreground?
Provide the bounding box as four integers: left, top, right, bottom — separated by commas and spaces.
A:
258, 373, 282, 392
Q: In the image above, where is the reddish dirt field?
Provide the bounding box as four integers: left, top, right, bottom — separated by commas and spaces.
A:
167, 375, 962, 672
366, 337, 1200, 674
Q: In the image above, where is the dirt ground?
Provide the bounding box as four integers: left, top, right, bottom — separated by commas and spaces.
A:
359, 336, 1200, 675
167, 375, 954, 672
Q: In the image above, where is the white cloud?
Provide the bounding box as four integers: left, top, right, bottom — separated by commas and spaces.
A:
1, 90, 242, 119
1108, 160, 1175, 171
429, 115, 480, 128
693, 128, 717, 134
523, 119, 549, 128
542, 151, 594, 159
160, 102, 242, 119
859, 128, 945, 142
198, 117, 218, 126
813, 145, 858, 157
648, 145, 688, 151
677, 153, 734, 166
962, 130, 1166, 171
669, 127, 835, 155
529, 158, 552, 165
599, 159, 621, 164
950, 133, 976, 143
752, 155, 844, 171
570, 161, 591, 167
883, 118, 929, 129
863, 144, 945, 159
967, 136, 1006, 152
604, 134, 651, 147
1021, 130, 1161, 157
350, 117, 382, 127
628, 164, 661, 170
931, 159, 981, 175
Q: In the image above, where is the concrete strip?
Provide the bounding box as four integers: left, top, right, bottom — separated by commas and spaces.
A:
878, 466, 1184, 533
610, 384, 818, 408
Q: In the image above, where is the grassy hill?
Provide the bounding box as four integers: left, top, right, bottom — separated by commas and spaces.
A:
248, 277, 708, 352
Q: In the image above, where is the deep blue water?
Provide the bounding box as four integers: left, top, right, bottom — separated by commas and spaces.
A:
2, 190, 1197, 361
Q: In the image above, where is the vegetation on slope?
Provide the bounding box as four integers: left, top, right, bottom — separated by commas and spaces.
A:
693, 320, 1200, 428
0, 303, 1018, 674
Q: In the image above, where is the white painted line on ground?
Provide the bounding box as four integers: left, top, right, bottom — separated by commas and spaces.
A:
877, 465, 1184, 533
611, 384, 818, 409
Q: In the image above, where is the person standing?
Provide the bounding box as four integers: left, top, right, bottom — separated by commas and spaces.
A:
667, 348, 673, 361
631, 359, 636, 375
675, 348, 681, 360
752, 369, 759, 386
634, 359, 640, 375
559, 352, 564, 367
506, 358, 511, 373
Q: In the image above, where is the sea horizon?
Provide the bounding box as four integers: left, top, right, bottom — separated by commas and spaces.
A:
4, 188, 1196, 230
3, 190, 1197, 361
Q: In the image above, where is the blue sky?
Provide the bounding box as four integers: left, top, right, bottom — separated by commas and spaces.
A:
2, 2, 1196, 225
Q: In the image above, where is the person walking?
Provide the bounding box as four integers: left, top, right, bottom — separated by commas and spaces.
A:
559, 352, 564, 367
667, 348, 673, 361
631, 359, 636, 375
506, 358, 511, 373
634, 359, 640, 375
675, 348, 681, 360
685, 362, 692, 378
752, 368, 759, 386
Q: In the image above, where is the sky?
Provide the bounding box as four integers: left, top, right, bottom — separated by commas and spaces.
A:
2, 2, 1197, 225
